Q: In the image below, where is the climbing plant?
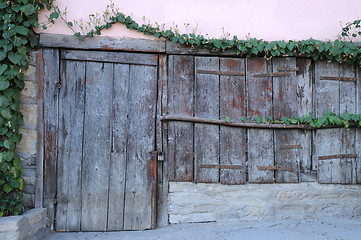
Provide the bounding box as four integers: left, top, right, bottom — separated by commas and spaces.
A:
1, 0, 361, 217
0, 0, 55, 217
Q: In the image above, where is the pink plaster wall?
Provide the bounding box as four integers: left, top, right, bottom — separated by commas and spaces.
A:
37, 0, 361, 41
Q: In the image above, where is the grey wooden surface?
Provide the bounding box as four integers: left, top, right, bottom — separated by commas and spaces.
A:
219, 58, 246, 184
56, 60, 86, 231
247, 58, 274, 183
40, 34, 166, 52
167, 55, 194, 181
42, 49, 59, 228
195, 57, 220, 183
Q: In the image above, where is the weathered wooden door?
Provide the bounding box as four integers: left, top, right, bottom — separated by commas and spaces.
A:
42, 49, 159, 231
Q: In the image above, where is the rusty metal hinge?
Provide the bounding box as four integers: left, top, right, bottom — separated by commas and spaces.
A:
149, 151, 164, 161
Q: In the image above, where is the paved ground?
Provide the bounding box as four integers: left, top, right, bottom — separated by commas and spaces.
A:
43, 217, 361, 240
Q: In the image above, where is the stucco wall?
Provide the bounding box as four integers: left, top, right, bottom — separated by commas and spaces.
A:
37, 0, 361, 41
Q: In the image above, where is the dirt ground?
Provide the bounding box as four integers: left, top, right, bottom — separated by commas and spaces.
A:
43, 216, 361, 240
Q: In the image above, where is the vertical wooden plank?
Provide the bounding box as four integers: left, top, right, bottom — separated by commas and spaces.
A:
314, 60, 340, 174
339, 63, 357, 184
273, 130, 301, 183
56, 60, 85, 231
157, 55, 169, 227
123, 64, 158, 230
247, 58, 274, 183
315, 60, 340, 116
81, 62, 113, 231
167, 55, 194, 181
356, 65, 361, 184
107, 64, 129, 231
194, 57, 220, 183
296, 58, 313, 174
219, 58, 246, 184
42, 49, 59, 229
272, 58, 311, 183
35, 50, 44, 209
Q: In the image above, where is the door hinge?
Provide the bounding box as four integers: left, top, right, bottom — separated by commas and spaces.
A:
150, 151, 164, 161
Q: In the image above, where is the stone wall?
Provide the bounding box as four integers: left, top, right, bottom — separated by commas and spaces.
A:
168, 182, 361, 224
17, 51, 39, 209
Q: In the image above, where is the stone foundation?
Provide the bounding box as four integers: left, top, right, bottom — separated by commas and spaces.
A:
168, 182, 361, 224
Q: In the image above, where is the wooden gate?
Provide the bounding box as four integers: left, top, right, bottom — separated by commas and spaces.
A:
40, 49, 160, 231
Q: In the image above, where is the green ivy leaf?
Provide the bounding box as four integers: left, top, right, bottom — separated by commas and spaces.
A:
9, 178, 20, 188
19, 4, 35, 16
14, 26, 29, 36
254, 116, 262, 124
0, 80, 10, 91
225, 116, 231, 123
4, 184, 12, 193
7, 52, 22, 64
240, 116, 247, 122
0, 64, 8, 75
1, 108, 12, 120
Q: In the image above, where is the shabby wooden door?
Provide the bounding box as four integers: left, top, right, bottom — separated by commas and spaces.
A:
41, 49, 159, 231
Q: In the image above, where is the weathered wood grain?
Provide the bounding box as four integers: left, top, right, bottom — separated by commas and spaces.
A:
81, 62, 113, 231
274, 130, 301, 183
56, 60, 85, 231
42, 49, 59, 228
219, 58, 246, 184
247, 58, 274, 183
40, 33, 166, 52
107, 64, 129, 231
123, 64, 158, 230
61, 50, 158, 66
157, 55, 168, 227
356, 65, 361, 184
35, 50, 44, 209
167, 55, 194, 181
194, 57, 220, 183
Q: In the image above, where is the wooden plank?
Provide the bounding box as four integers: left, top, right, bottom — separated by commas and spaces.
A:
35, 50, 44, 209
194, 56, 220, 183
339, 63, 356, 114
247, 58, 274, 183
274, 130, 301, 183
42, 48, 59, 229
315, 60, 340, 116
81, 62, 113, 231
61, 50, 158, 66
357, 65, 361, 184
157, 55, 168, 227
272, 58, 310, 182
166, 41, 238, 56
314, 60, 340, 173
319, 76, 356, 82
219, 58, 246, 184
107, 64, 129, 231
40, 33, 166, 52
167, 55, 194, 181
196, 70, 245, 76
123, 64, 158, 230
200, 164, 243, 169
56, 60, 86, 231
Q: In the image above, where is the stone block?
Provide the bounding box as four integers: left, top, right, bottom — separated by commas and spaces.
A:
20, 104, 37, 130
17, 129, 36, 155
23, 66, 37, 81
20, 81, 37, 99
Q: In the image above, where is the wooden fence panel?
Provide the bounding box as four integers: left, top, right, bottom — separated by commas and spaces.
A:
195, 57, 220, 183
316, 62, 358, 184
356, 66, 361, 184
107, 64, 129, 231
81, 62, 113, 231
123, 64, 158, 230
167, 55, 194, 181
56, 60, 85, 231
219, 58, 246, 184
247, 58, 274, 183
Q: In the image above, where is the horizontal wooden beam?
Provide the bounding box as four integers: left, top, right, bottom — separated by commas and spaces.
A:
61, 50, 158, 66
200, 164, 243, 169
196, 70, 245, 76
258, 166, 294, 172
160, 115, 359, 130
319, 76, 357, 82
318, 154, 357, 160
39, 34, 166, 53
279, 145, 302, 149
277, 67, 299, 71
253, 72, 292, 78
